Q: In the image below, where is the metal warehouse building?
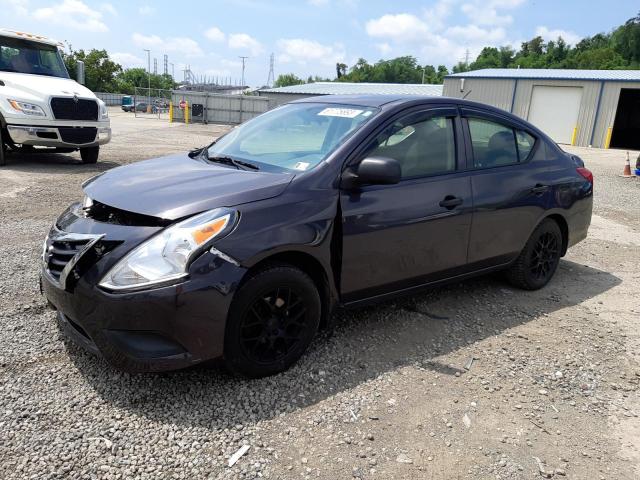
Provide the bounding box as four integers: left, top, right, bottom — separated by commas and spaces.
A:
258, 82, 444, 107
444, 69, 640, 150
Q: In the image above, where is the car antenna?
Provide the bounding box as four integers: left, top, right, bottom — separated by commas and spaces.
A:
462, 90, 472, 99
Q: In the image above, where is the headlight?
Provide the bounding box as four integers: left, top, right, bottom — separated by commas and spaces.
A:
99, 101, 109, 120
99, 208, 238, 291
8, 99, 46, 117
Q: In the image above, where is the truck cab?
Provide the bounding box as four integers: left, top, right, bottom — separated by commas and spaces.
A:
0, 29, 111, 165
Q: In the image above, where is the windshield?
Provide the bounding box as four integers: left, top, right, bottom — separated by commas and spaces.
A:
207, 103, 378, 172
0, 36, 69, 78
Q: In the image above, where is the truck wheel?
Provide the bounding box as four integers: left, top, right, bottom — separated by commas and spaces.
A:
224, 264, 321, 378
80, 146, 99, 164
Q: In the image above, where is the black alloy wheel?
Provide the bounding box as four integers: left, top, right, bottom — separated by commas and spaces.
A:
224, 264, 321, 378
529, 232, 559, 281
506, 218, 563, 290
239, 287, 308, 365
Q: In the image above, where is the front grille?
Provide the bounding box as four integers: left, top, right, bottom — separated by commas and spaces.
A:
45, 238, 92, 282
58, 127, 97, 145
50, 97, 98, 121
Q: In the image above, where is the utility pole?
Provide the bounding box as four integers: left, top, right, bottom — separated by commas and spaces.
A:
238, 56, 248, 89
163, 54, 168, 76
153, 58, 157, 75
143, 49, 151, 105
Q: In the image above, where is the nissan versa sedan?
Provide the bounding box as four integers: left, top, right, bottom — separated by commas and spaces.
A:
41, 95, 593, 377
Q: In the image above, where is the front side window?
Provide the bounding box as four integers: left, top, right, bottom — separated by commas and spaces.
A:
0, 37, 69, 78
364, 113, 457, 178
207, 103, 377, 172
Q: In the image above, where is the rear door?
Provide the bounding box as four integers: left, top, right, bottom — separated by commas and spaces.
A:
461, 108, 552, 267
340, 106, 473, 302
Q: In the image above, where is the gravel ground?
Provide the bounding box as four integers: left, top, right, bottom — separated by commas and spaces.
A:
0, 110, 638, 479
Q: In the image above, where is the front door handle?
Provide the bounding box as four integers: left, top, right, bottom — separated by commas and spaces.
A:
439, 195, 463, 209
531, 184, 550, 195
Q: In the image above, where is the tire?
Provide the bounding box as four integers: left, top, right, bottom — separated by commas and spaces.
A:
506, 218, 563, 290
224, 264, 321, 378
80, 146, 99, 164
0, 128, 6, 166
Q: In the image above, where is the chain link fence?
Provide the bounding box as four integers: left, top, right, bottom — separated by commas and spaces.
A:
132, 87, 173, 119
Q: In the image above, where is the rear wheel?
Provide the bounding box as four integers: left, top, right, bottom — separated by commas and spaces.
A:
506, 219, 562, 290
80, 146, 99, 164
224, 264, 321, 378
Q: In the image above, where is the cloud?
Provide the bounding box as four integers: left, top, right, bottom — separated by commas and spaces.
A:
205, 26, 225, 42
110, 52, 144, 67
139, 5, 155, 15
460, 0, 525, 27
228, 33, 263, 56
33, 0, 109, 32
1, 0, 29, 16
364, 0, 529, 67
365, 14, 429, 42
132, 33, 203, 57
100, 2, 116, 15
376, 42, 393, 56
535, 26, 582, 46
277, 38, 345, 66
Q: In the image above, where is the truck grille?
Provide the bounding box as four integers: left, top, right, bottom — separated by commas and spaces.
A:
58, 127, 97, 145
50, 97, 98, 121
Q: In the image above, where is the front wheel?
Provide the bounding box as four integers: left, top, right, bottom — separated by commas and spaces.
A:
224, 264, 321, 378
80, 146, 99, 164
506, 219, 563, 290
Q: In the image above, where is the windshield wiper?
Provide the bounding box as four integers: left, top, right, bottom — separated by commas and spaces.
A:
208, 155, 260, 171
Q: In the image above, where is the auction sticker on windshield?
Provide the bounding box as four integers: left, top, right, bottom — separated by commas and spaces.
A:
318, 108, 363, 118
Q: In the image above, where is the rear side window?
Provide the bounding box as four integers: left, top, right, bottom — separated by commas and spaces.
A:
468, 118, 518, 168
516, 130, 536, 161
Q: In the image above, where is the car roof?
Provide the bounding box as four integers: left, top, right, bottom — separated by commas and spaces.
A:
290, 94, 506, 113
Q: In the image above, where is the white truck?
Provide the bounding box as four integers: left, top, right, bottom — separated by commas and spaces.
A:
0, 29, 111, 166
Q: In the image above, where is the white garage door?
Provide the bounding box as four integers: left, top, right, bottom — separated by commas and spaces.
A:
527, 86, 583, 144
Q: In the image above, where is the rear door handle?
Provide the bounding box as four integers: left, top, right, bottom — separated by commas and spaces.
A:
439, 195, 463, 209
531, 184, 550, 195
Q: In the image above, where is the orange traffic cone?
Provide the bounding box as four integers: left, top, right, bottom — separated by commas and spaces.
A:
621, 151, 632, 177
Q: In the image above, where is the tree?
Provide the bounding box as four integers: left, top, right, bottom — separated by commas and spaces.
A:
62, 47, 122, 92
336, 63, 347, 78
112, 68, 175, 94
274, 73, 304, 87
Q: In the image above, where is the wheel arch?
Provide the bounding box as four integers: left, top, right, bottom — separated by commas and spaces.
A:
240, 250, 336, 329
542, 213, 569, 256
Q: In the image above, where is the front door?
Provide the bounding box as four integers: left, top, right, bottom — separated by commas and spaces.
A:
340, 107, 472, 302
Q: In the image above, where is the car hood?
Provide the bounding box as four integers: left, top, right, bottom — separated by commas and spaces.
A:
0, 72, 96, 103
83, 154, 295, 220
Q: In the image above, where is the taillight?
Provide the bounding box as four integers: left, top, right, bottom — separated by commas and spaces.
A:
576, 167, 593, 185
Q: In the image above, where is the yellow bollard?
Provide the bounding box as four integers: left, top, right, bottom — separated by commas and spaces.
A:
604, 127, 613, 149
570, 126, 578, 146
169, 101, 173, 123
185, 101, 189, 125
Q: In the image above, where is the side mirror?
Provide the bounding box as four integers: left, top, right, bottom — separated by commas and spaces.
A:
342, 157, 401, 189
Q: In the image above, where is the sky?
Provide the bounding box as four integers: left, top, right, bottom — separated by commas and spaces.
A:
0, 0, 638, 87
